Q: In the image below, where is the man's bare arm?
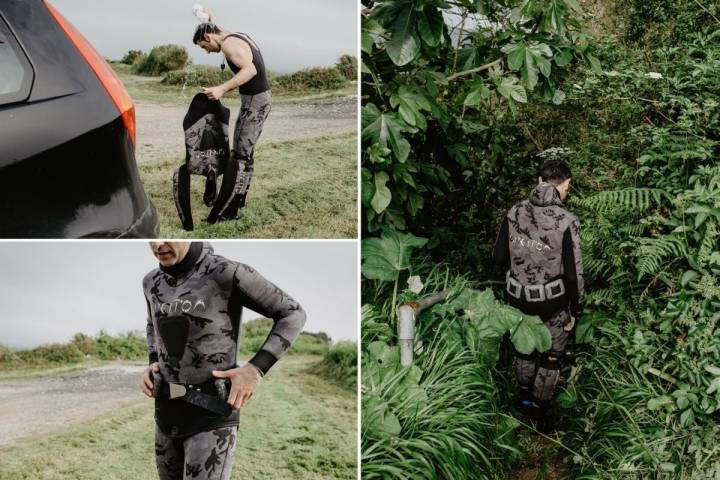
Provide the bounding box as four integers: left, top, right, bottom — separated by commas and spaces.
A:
203, 37, 257, 100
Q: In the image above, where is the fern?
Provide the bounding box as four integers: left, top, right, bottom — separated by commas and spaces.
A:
578, 188, 668, 213
697, 219, 718, 267
635, 235, 688, 278
585, 288, 618, 306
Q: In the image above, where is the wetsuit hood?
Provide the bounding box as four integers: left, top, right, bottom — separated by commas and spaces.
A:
159, 242, 212, 278
530, 182, 563, 207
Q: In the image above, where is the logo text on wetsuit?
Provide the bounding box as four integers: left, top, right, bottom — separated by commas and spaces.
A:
510, 235, 551, 252
154, 299, 207, 315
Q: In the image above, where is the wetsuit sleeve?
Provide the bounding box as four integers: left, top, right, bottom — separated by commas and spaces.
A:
562, 219, 585, 318
233, 264, 307, 375
493, 216, 510, 271
144, 296, 158, 365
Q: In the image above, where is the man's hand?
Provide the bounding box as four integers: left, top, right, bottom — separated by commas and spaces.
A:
141, 362, 159, 398
213, 364, 262, 410
202, 85, 226, 101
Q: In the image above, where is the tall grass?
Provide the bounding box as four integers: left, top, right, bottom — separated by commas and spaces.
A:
361, 259, 522, 479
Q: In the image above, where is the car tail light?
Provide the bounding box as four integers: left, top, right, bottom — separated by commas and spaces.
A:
44, 1, 136, 149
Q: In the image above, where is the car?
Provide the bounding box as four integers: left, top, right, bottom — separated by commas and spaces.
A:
0, 0, 159, 238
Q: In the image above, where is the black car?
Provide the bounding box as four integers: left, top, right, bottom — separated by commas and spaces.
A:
0, 0, 159, 238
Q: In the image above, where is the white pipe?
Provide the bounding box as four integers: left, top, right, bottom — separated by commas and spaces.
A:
396, 290, 450, 366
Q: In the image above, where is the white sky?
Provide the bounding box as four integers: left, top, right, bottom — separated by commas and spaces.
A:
0, 241, 357, 349
50, 0, 358, 73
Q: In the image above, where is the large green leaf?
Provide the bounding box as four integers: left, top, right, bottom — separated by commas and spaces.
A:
362, 103, 412, 162
390, 86, 432, 130
363, 395, 402, 439
361, 230, 428, 281
510, 313, 552, 355
496, 76, 528, 103
417, 9, 444, 47
385, 8, 420, 66
371, 171, 392, 213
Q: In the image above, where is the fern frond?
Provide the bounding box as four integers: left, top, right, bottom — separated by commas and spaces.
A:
585, 288, 617, 306
578, 188, 669, 213
697, 219, 718, 267
635, 235, 688, 278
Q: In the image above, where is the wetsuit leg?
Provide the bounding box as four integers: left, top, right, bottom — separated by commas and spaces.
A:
172, 165, 193, 231
515, 350, 537, 415
155, 425, 185, 480
209, 91, 271, 221
203, 171, 217, 207
182, 426, 238, 480
532, 309, 571, 403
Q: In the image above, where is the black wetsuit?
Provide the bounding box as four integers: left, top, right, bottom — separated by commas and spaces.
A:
493, 182, 584, 421
143, 242, 306, 479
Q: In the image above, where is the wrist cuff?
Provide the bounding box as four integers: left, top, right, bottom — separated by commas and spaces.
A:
249, 350, 277, 376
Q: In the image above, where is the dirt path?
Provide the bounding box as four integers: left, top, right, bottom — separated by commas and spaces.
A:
135, 95, 357, 163
0, 362, 148, 447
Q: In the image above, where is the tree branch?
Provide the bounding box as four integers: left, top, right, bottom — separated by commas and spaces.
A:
446, 57, 503, 81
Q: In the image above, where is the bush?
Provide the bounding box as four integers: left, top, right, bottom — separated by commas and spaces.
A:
335, 54, 358, 80
309, 342, 357, 390
238, 318, 331, 356
133, 44, 189, 76
120, 49, 144, 65
161, 65, 233, 87
271, 67, 347, 93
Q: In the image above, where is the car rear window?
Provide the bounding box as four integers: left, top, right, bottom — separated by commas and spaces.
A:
0, 15, 33, 105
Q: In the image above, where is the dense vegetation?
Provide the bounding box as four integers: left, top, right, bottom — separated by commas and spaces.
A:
361, 0, 720, 478
0, 319, 332, 368
130, 44, 190, 75
309, 342, 358, 391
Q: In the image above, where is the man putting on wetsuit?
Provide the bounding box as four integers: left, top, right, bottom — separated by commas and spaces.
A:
140, 241, 306, 480
493, 159, 584, 431
193, 19, 271, 221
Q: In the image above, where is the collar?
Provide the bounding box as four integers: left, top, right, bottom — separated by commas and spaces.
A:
159, 242, 203, 278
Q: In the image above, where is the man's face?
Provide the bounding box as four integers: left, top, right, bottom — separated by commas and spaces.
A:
197, 35, 220, 53
149, 242, 192, 266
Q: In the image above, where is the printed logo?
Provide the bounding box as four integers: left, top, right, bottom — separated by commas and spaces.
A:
510, 235, 552, 252
154, 298, 207, 315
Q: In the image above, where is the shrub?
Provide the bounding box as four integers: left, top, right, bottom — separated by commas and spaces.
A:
309, 341, 357, 390
335, 54, 358, 80
133, 44, 189, 76
120, 49, 144, 65
271, 67, 347, 93
161, 65, 233, 87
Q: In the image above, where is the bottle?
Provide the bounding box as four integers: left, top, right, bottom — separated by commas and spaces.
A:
192, 3, 210, 22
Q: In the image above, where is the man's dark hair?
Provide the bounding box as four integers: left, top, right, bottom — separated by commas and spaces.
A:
538, 159, 572, 184
193, 23, 220, 44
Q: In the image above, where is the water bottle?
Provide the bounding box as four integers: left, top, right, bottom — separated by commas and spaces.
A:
193, 3, 210, 22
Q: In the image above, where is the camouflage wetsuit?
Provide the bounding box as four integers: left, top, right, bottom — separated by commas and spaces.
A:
143, 242, 306, 480
493, 182, 584, 418
210, 32, 272, 221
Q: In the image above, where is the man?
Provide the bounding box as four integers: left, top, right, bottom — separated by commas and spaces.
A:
141, 242, 306, 479
193, 21, 271, 221
493, 159, 584, 430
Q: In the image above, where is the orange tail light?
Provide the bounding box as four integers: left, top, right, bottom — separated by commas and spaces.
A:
44, 1, 136, 149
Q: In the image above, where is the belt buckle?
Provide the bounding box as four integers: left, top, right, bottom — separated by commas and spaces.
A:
506, 272, 522, 299
169, 383, 187, 399
524, 284, 545, 302
545, 279, 565, 299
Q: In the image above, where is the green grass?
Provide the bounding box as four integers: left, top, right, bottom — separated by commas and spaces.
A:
308, 342, 357, 391
114, 65, 356, 106
139, 133, 357, 238
0, 356, 357, 480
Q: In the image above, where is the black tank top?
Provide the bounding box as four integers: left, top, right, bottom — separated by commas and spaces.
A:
223, 32, 270, 95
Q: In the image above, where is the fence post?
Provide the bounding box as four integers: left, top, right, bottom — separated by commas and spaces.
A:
396, 290, 450, 366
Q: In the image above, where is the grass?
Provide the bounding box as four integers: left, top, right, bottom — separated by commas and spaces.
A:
139, 133, 357, 238
114, 64, 357, 107
0, 356, 357, 480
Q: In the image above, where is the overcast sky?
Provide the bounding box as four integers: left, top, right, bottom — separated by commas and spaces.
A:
50, 0, 358, 73
0, 241, 357, 349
